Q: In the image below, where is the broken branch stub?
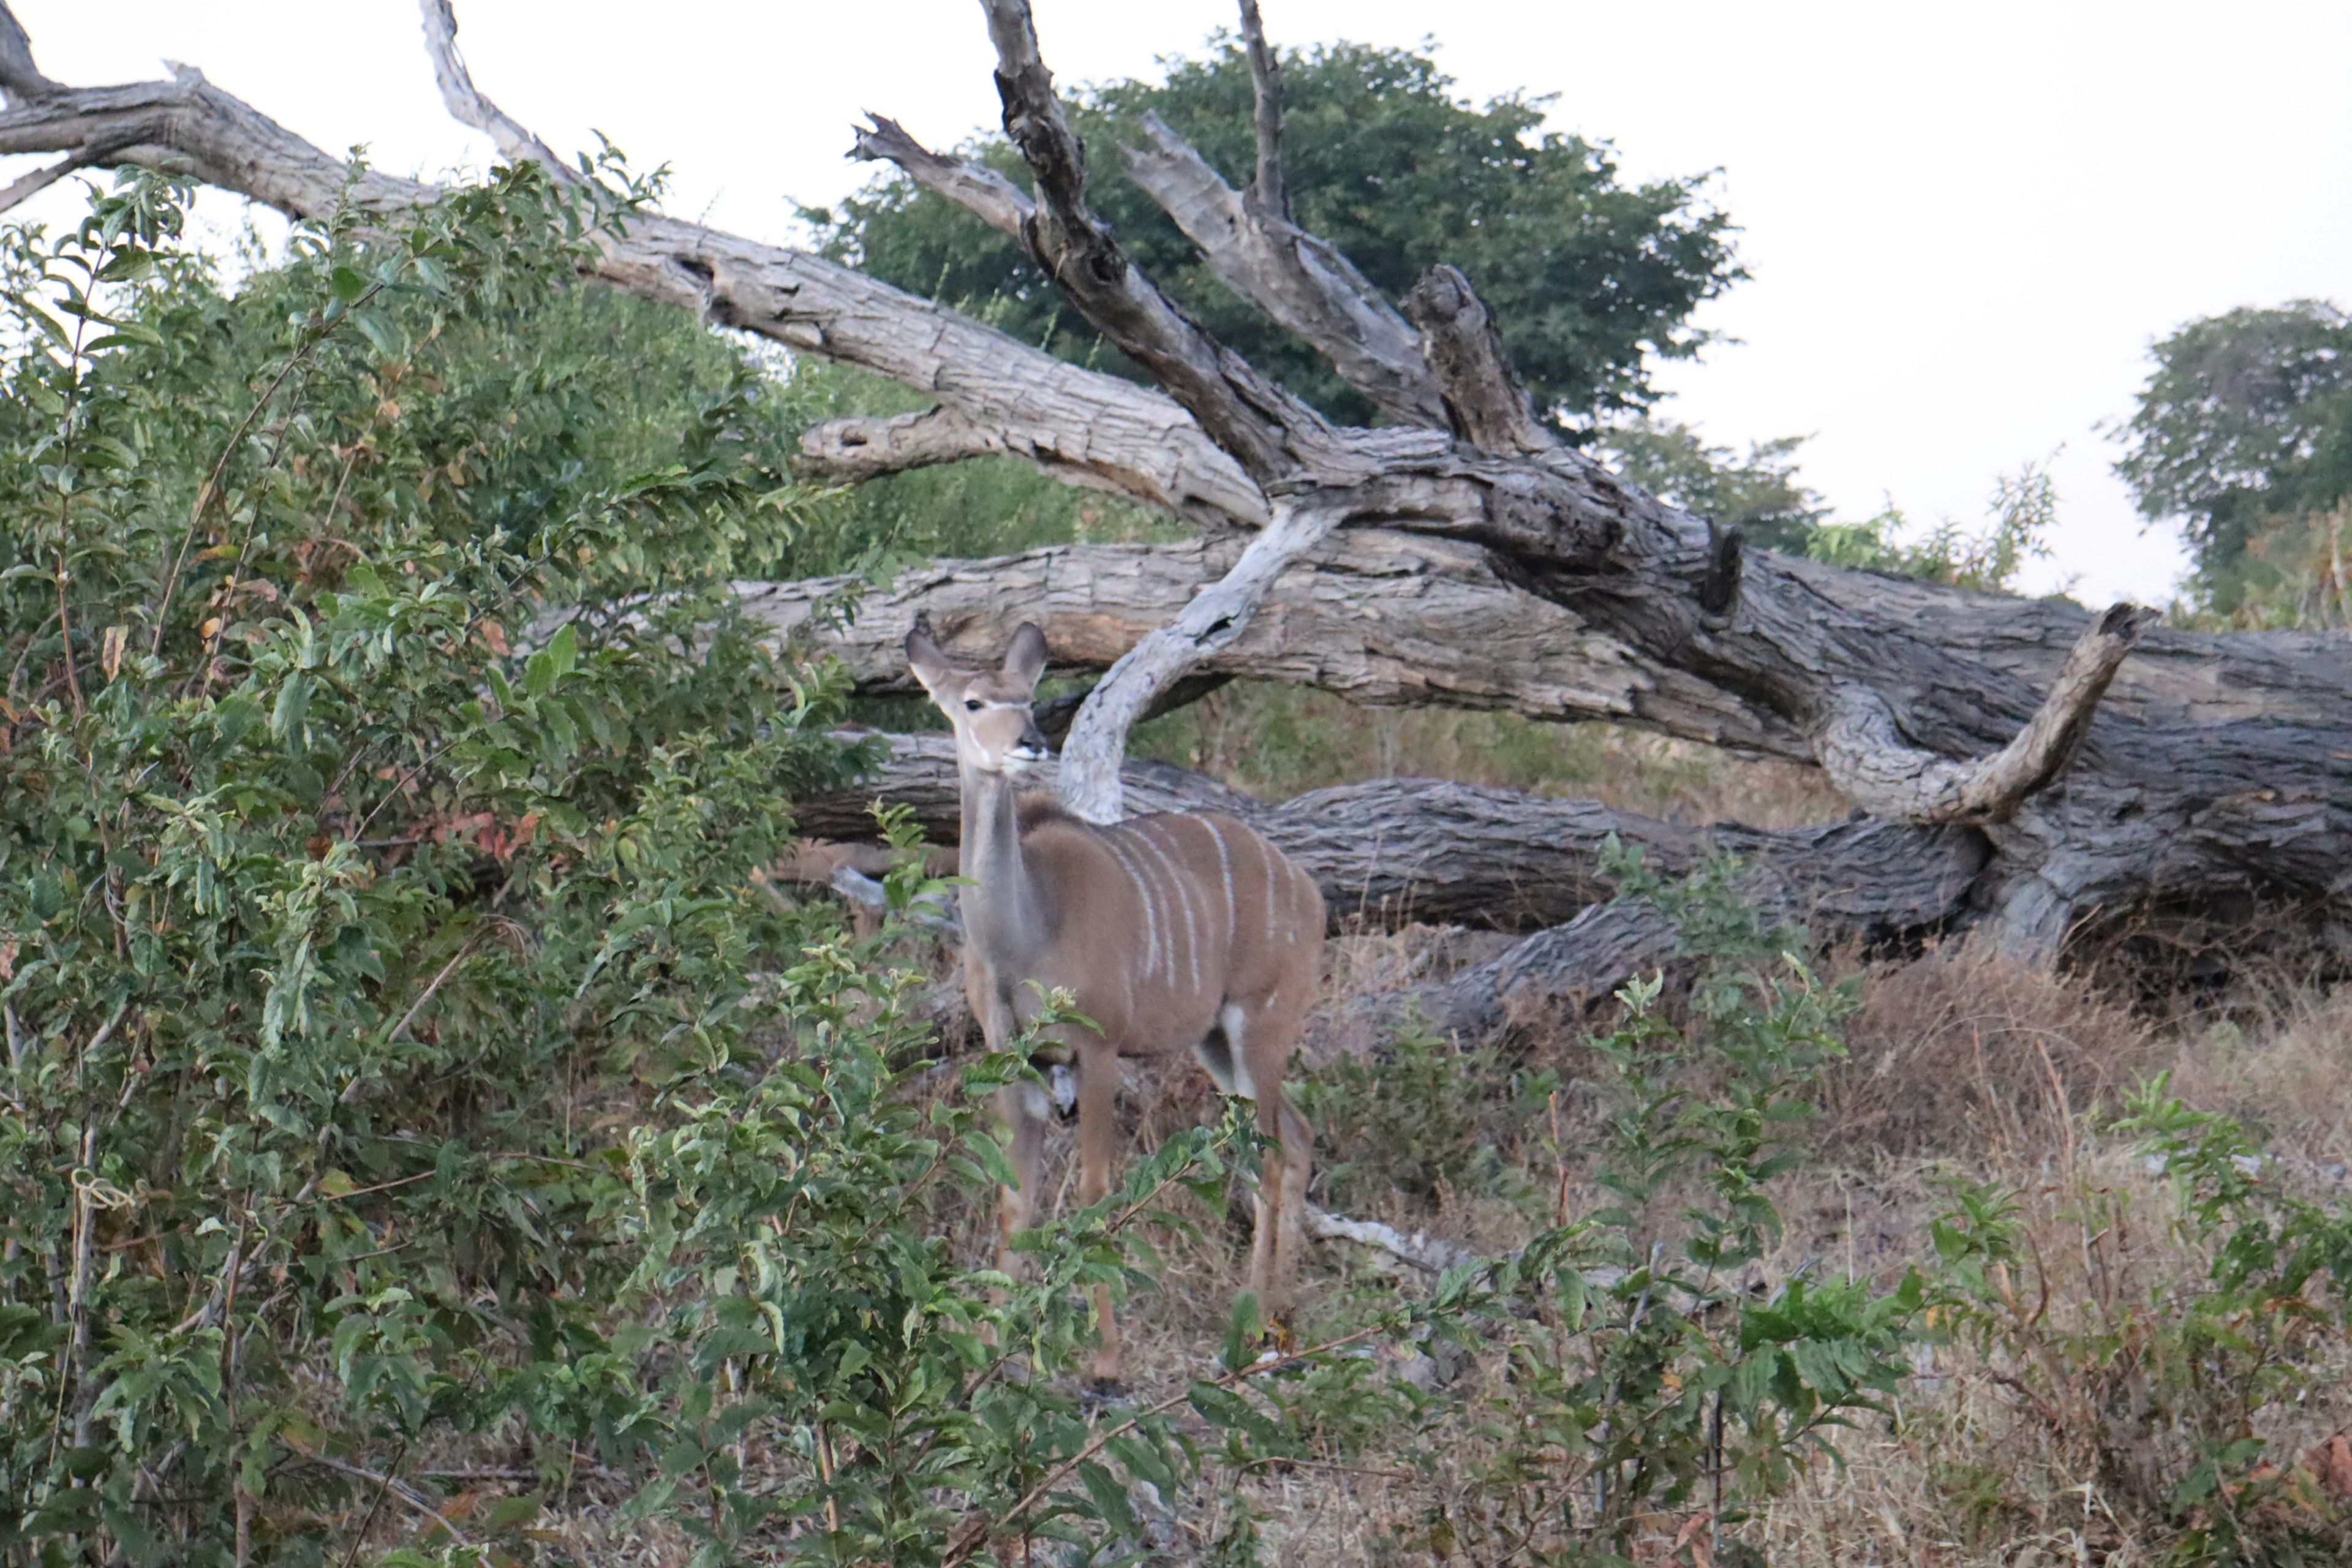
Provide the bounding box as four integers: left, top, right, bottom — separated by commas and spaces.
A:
1816, 601, 2147, 824
1401, 265, 1555, 456
850, 113, 1032, 240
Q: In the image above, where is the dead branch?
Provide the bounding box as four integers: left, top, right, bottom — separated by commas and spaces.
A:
1121, 107, 1446, 428
1401, 265, 1556, 456
1815, 602, 2147, 824
1056, 494, 1343, 820
978, 0, 1329, 485
850, 112, 1031, 239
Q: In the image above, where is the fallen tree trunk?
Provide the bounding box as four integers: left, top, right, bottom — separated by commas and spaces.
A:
7, 0, 2351, 960
734, 532, 1804, 756
799, 732, 1985, 938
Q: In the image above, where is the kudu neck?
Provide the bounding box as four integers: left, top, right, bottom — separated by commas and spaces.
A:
958, 760, 1047, 968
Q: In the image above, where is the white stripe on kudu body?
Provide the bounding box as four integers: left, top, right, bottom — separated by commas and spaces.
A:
1098, 834, 1164, 980
904, 619, 1325, 1387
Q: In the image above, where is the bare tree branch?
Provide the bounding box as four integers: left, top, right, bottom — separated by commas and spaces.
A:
1816, 602, 2147, 824
0, 6, 59, 102
978, 0, 1328, 486
850, 113, 1031, 239
0, 148, 93, 209
1057, 493, 1343, 820
1122, 111, 1447, 426
418, 0, 562, 172
1237, 0, 1285, 217
1086, 2, 1450, 425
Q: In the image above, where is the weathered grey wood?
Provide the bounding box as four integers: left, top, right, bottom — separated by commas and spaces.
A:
1119, 105, 1446, 426
736, 533, 1804, 755
1816, 601, 2147, 824
793, 732, 1985, 938
1401, 265, 1557, 456
1054, 494, 1341, 821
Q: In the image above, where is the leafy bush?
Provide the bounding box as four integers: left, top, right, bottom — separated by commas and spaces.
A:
0, 164, 1286, 1568
1297, 1015, 1537, 1217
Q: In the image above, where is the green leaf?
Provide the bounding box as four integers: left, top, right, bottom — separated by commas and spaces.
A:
350, 307, 405, 359
270, 673, 311, 740
329, 265, 368, 303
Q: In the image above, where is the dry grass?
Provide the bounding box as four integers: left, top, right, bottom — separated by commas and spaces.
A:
1063, 938, 2352, 1566
1133, 683, 1850, 829
474, 930, 2352, 1566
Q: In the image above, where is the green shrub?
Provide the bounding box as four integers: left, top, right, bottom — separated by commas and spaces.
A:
0, 164, 1281, 1568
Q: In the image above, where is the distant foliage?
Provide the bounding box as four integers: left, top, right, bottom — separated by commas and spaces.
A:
1803, 458, 2059, 594
2116, 300, 2352, 617
1600, 420, 1826, 555
806, 35, 1742, 432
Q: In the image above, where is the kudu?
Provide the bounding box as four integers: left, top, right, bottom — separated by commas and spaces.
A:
907, 621, 1324, 1383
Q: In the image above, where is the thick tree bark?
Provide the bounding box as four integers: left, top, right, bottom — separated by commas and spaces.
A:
733, 533, 1804, 755
795, 732, 1985, 939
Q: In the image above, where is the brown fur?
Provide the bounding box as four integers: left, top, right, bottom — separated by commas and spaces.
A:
907, 621, 1325, 1383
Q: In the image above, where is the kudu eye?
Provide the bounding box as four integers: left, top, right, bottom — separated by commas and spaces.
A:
963, 698, 984, 712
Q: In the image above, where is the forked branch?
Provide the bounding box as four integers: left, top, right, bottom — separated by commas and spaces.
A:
1816, 601, 2147, 824
1123, 111, 1446, 427
976, 0, 1324, 484
1113, 1, 1446, 425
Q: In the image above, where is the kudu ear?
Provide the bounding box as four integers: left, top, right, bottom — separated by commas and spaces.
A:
905, 620, 954, 697
1001, 622, 1049, 693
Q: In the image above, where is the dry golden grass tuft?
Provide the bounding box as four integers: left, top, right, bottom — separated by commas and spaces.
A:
1820, 939, 2161, 1159
483, 924, 2352, 1566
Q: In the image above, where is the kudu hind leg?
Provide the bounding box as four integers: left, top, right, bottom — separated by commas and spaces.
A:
1236, 998, 1314, 1318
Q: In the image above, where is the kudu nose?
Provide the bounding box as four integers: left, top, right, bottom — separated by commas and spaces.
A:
1014, 714, 1050, 758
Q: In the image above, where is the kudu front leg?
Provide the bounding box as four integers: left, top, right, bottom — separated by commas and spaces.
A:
973, 975, 1047, 1287
1075, 1036, 1126, 1387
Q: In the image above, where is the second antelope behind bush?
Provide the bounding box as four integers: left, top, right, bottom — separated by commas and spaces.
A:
907, 620, 1325, 1384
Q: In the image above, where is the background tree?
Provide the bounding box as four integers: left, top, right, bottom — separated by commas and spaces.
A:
805, 34, 1741, 432
1599, 419, 1826, 554
2116, 299, 2352, 616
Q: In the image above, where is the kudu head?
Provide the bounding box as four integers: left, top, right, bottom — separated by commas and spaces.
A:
906, 619, 1052, 777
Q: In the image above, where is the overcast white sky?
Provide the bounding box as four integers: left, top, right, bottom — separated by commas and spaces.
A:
14, 1, 2351, 604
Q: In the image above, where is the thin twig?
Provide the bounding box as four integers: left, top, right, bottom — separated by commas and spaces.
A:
943, 1321, 1387, 1566
305, 1455, 473, 1547
333, 1438, 409, 1568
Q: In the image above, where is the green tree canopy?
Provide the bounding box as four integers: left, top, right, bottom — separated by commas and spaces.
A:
1600, 420, 1825, 554
2116, 300, 2352, 609
805, 35, 1742, 432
